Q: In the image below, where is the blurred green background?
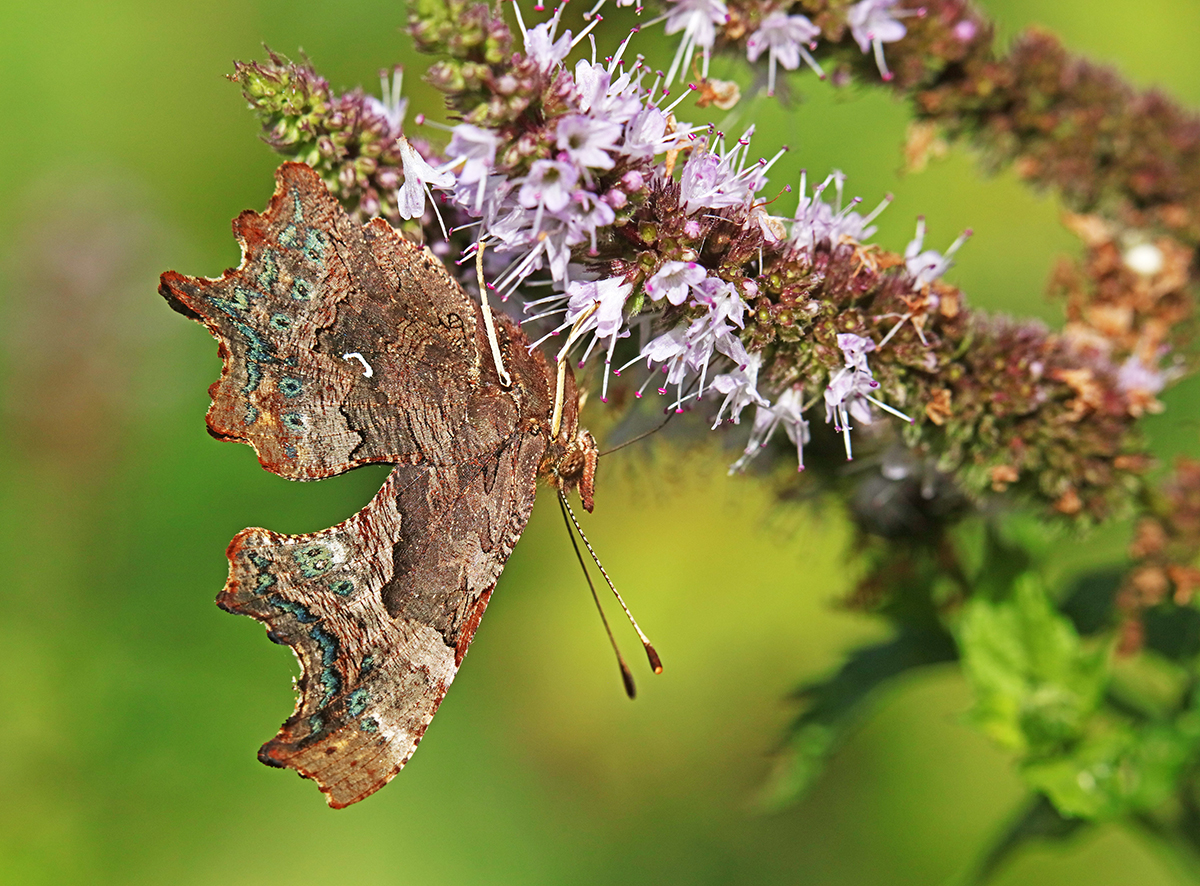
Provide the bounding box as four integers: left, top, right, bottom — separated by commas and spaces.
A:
2, 1, 1199, 883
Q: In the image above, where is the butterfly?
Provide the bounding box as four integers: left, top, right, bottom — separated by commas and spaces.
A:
160, 162, 604, 808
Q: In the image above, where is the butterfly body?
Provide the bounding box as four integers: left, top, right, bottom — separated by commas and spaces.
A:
161, 163, 597, 807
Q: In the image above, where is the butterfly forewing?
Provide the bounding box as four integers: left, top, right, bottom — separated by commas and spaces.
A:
159, 163, 492, 480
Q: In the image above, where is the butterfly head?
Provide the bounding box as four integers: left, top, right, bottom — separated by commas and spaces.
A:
540, 427, 598, 513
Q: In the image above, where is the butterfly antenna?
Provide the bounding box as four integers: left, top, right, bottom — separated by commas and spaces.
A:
558, 493, 637, 699
551, 302, 600, 437
598, 371, 703, 456
599, 411, 676, 456
559, 492, 663, 675
475, 239, 512, 388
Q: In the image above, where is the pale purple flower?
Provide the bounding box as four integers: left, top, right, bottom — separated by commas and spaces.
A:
695, 277, 747, 329
904, 216, 972, 288
645, 260, 706, 305
732, 387, 810, 472
679, 151, 725, 212
519, 160, 579, 214
823, 368, 911, 460
569, 190, 616, 254
556, 115, 623, 171
824, 367, 878, 460
622, 308, 736, 407
573, 58, 612, 112
789, 170, 891, 252
847, 0, 917, 82
446, 123, 500, 212
678, 132, 783, 213
745, 12, 825, 95
642, 324, 690, 373
573, 58, 643, 123
822, 331, 913, 459
662, 0, 729, 84
836, 333, 876, 372
1117, 354, 1171, 396
710, 351, 768, 427
952, 19, 977, 42
365, 67, 407, 133
397, 136, 454, 221
623, 106, 672, 159
564, 276, 632, 341
518, 6, 573, 73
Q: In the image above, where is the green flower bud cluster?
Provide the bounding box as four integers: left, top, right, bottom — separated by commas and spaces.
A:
408, 0, 544, 127
232, 51, 408, 222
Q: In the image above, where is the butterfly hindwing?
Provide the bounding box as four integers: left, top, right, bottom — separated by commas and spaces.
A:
220, 426, 544, 807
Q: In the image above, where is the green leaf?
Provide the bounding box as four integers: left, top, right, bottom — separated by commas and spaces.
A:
959, 574, 1107, 754
1023, 715, 1200, 820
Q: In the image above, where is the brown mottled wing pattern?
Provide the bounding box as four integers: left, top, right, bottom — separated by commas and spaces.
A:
220, 423, 544, 808
160, 164, 583, 807
159, 162, 490, 479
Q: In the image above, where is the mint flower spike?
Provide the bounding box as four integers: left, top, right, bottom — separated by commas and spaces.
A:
846, 0, 925, 82
745, 11, 825, 96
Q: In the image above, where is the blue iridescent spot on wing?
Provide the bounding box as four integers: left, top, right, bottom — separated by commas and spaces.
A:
247, 551, 276, 595
310, 625, 339, 667
303, 228, 326, 262
293, 544, 332, 577
258, 249, 280, 292
269, 595, 318, 624
347, 688, 370, 717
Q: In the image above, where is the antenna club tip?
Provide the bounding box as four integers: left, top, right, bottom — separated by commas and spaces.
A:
646, 646, 663, 673
621, 665, 637, 699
